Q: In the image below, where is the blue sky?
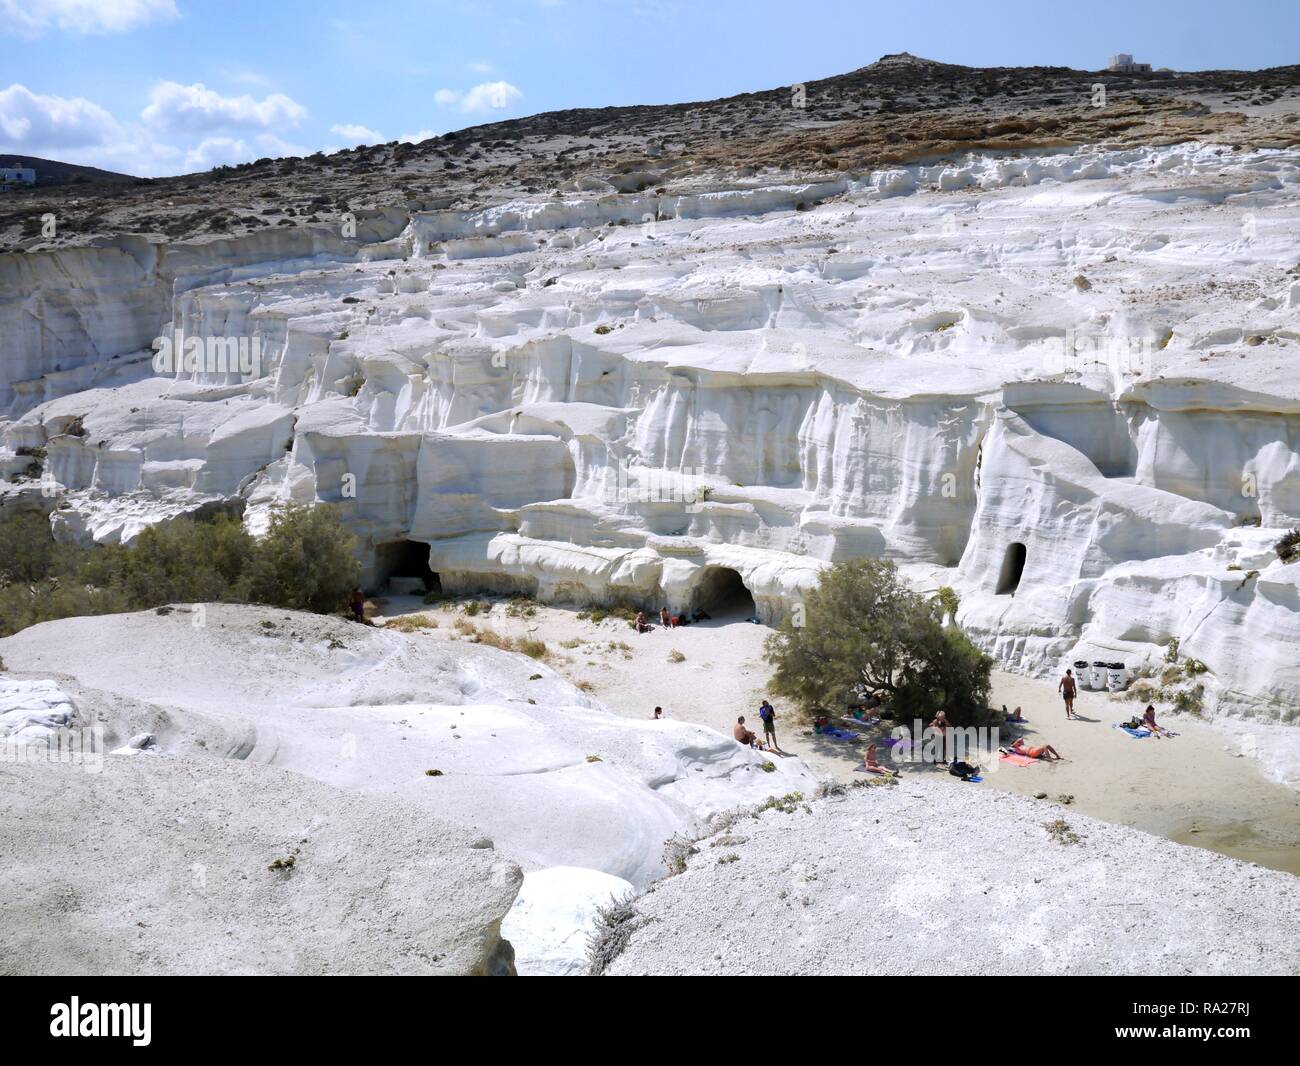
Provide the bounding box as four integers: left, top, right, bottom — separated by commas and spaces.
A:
1, 0, 1295, 176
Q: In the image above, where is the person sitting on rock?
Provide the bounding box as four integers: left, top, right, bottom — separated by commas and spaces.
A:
1010, 737, 1062, 761
635, 610, 653, 633
733, 715, 761, 749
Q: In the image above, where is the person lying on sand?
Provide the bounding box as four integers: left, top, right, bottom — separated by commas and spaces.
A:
1005, 705, 1025, 722
733, 716, 762, 749
1142, 704, 1172, 737
691, 607, 711, 622
1008, 738, 1062, 761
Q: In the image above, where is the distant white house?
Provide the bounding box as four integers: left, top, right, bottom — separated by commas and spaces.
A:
0, 165, 37, 188
1107, 53, 1152, 74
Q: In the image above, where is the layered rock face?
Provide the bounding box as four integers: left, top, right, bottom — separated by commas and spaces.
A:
2, 142, 1299, 722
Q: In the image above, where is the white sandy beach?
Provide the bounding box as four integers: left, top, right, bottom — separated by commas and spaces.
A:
375, 594, 1300, 876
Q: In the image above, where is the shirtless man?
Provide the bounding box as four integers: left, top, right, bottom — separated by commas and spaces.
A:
733, 715, 761, 749
1058, 668, 1079, 719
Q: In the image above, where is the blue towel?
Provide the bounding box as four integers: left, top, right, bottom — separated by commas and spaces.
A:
1115, 724, 1151, 738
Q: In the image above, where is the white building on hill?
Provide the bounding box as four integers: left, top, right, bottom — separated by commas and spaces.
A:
0, 165, 37, 187
1108, 53, 1153, 73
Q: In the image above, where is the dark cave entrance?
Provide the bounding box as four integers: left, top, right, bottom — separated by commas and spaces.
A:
373, 540, 438, 594
995, 541, 1027, 595
692, 566, 756, 618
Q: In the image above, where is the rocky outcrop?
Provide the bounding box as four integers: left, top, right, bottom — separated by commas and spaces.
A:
0, 605, 814, 888
606, 781, 1300, 976
2, 142, 1299, 732
0, 756, 522, 975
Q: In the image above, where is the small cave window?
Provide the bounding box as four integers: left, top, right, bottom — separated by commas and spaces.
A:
995, 542, 1027, 595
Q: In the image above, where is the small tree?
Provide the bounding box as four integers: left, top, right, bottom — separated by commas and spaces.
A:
246, 504, 360, 613
765, 559, 994, 726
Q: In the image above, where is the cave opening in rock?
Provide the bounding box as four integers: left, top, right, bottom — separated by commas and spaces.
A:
373, 539, 438, 595
692, 566, 756, 619
995, 541, 1027, 595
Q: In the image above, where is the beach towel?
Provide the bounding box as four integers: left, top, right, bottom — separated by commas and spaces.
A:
822, 727, 860, 741
998, 752, 1037, 767
853, 764, 892, 775
841, 715, 880, 728
1114, 724, 1152, 739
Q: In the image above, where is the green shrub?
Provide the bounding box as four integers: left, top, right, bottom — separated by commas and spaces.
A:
517, 638, 547, 659
765, 559, 994, 726
1275, 528, 1300, 564
245, 504, 359, 614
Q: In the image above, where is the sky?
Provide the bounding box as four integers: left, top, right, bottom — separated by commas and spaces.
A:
1, 0, 1296, 177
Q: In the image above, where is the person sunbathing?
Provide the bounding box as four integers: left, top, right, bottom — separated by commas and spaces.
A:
1005, 705, 1025, 722
1009, 737, 1062, 761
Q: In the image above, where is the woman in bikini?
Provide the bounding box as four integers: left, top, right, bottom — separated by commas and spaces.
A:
1009, 737, 1062, 761
1142, 704, 1172, 737
862, 744, 898, 777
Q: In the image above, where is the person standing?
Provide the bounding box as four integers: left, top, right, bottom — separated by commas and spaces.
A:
1058, 668, 1079, 719
758, 699, 778, 751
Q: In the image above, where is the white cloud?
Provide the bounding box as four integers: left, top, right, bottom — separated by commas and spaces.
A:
433, 80, 523, 114
330, 123, 382, 144
467, 61, 494, 74
142, 82, 307, 134
399, 129, 435, 144
183, 136, 249, 171
0, 0, 178, 37
181, 132, 308, 172
0, 83, 121, 148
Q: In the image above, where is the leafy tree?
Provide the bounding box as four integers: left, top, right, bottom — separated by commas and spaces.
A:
765, 558, 994, 726
245, 504, 359, 613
